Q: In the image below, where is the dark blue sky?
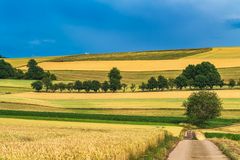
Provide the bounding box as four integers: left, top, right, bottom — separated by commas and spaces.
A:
1, 0, 240, 58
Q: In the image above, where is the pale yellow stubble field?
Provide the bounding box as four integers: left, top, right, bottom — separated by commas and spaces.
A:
0, 118, 182, 160
19, 58, 240, 71
7, 90, 240, 100
186, 47, 240, 59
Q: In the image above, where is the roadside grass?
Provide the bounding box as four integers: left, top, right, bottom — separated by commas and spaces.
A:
132, 132, 179, 160
205, 132, 240, 141
49, 48, 211, 62
211, 139, 240, 160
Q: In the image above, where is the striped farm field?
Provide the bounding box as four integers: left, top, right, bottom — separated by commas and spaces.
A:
3, 56, 60, 68
51, 67, 240, 83
7, 90, 240, 99
20, 58, 240, 71
1, 91, 240, 110
0, 118, 182, 160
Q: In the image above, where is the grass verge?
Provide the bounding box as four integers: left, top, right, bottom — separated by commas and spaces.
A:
132, 132, 179, 160
211, 139, 240, 160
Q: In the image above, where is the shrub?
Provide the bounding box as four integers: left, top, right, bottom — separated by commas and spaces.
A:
42, 77, 52, 92
157, 75, 168, 91
91, 80, 101, 92
139, 82, 147, 91
130, 84, 136, 92
74, 80, 83, 92
122, 83, 128, 92
183, 91, 222, 125
228, 79, 236, 88
66, 83, 74, 92
50, 83, 59, 92
58, 82, 66, 92
83, 80, 92, 92
101, 81, 109, 92
31, 81, 43, 92
147, 77, 158, 91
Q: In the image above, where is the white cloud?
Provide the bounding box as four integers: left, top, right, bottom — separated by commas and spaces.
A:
28, 39, 56, 45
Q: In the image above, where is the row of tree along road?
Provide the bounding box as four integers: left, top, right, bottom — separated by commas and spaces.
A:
31, 61, 240, 93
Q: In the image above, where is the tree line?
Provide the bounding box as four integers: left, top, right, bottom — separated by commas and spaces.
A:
31, 67, 122, 92
139, 62, 240, 91
0, 59, 56, 80
31, 61, 240, 93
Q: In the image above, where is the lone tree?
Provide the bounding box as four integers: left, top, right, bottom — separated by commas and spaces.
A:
108, 67, 122, 92
31, 81, 43, 92
183, 91, 222, 125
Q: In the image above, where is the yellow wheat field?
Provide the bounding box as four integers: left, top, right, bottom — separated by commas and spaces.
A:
185, 47, 240, 59
18, 58, 240, 71
6, 90, 240, 100
0, 118, 181, 160
3, 56, 59, 68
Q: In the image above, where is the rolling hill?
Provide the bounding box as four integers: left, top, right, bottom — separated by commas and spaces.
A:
3, 47, 240, 83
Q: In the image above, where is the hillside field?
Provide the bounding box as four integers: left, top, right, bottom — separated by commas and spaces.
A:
1, 47, 240, 159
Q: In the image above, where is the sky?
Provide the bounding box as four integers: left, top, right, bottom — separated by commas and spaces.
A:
0, 0, 240, 58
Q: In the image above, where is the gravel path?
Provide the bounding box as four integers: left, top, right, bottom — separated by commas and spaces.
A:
167, 131, 229, 160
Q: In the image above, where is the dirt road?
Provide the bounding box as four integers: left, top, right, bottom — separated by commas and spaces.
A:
168, 131, 228, 160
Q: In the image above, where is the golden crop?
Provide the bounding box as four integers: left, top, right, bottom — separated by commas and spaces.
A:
0, 118, 178, 160
19, 58, 240, 71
